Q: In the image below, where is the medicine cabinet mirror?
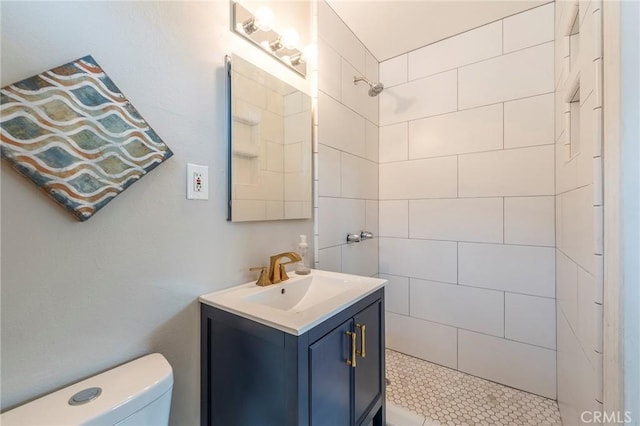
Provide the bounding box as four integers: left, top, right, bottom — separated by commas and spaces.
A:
227, 54, 312, 222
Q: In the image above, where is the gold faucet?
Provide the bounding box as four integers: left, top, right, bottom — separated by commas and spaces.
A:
249, 251, 302, 286
268, 251, 302, 284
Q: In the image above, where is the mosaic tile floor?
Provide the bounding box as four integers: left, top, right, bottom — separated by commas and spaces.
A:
386, 349, 562, 426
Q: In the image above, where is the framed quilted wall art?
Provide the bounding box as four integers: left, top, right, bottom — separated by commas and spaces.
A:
0, 55, 173, 221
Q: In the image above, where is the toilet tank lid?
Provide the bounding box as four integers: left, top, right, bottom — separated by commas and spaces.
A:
0, 353, 173, 426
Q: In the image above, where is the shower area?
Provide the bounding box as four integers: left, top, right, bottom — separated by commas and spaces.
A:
313, 0, 604, 425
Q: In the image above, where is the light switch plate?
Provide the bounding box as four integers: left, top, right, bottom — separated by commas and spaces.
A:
187, 163, 208, 200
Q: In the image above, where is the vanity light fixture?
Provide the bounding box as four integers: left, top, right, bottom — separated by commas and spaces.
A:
269, 37, 284, 52
289, 53, 305, 66
232, 1, 307, 77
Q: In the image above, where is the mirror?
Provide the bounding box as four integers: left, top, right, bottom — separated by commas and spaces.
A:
227, 54, 312, 222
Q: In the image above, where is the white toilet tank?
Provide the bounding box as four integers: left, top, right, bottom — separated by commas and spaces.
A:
0, 353, 173, 426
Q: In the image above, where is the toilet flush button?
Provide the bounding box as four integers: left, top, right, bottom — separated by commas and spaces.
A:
68, 387, 102, 406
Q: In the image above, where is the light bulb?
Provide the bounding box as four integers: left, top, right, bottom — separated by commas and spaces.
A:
281, 28, 300, 50
254, 7, 275, 31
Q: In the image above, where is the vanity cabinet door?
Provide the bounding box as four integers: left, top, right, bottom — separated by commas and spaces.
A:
353, 301, 383, 425
309, 318, 354, 426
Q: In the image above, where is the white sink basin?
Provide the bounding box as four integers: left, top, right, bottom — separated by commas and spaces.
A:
244, 273, 351, 311
199, 269, 386, 335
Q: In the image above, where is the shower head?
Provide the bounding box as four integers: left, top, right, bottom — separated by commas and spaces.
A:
354, 76, 384, 97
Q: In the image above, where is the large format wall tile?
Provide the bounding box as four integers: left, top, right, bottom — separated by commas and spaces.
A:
318, 92, 366, 157
365, 121, 379, 162
318, 0, 560, 399
458, 329, 557, 399
557, 249, 579, 332
341, 238, 378, 277
318, 246, 342, 272
342, 58, 378, 124
379, 200, 409, 238
409, 198, 503, 243
505, 292, 556, 349
459, 145, 555, 197
318, 144, 341, 197
458, 42, 554, 109
503, 3, 555, 53
341, 153, 378, 200
318, 39, 341, 100
504, 93, 555, 149
556, 312, 600, 423
380, 123, 408, 163
365, 200, 379, 236
380, 54, 408, 88
577, 266, 599, 365
459, 242, 556, 297
409, 104, 503, 159
379, 70, 457, 125
379, 273, 409, 315
380, 156, 457, 199
380, 237, 457, 284
408, 21, 502, 80
558, 185, 595, 273
318, 1, 365, 73
386, 312, 458, 369
504, 196, 555, 246
318, 197, 365, 248
410, 279, 505, 337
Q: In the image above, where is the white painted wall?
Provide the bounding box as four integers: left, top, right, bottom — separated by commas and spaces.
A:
554, 0, 605, 423
0, 2, 313, 424
315, 0, 379, 277
377, 3, 557, 399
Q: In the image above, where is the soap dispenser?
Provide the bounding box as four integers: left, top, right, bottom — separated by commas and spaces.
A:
295, 235, 311, 275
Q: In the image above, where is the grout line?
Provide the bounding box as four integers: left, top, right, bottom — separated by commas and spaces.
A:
379, 269, 557, 301
378, 2, 554, 63
378, 142, 554, 165
377, 234, 555, 249
379, 195, 555, 201
379, 90, 553, 128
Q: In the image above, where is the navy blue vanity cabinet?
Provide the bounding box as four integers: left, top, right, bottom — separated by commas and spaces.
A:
200, 289, 385, 426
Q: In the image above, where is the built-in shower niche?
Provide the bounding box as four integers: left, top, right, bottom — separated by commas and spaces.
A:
232, 115, 261, 187
563, 0, 581, 160
227, 54, 312, 222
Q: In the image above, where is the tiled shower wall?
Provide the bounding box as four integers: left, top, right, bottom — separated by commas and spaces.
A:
315, 0, 379, 277
554, 0, 604, 423
378, 4, 557, 399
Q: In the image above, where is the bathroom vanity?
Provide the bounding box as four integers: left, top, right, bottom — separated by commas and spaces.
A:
199, 270, 386, 426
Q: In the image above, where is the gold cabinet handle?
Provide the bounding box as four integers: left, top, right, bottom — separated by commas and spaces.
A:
356, 323, 366, 358
345, 331, 357, 368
